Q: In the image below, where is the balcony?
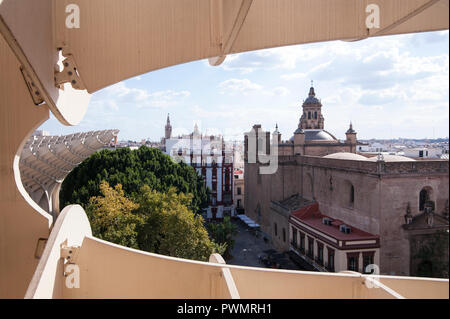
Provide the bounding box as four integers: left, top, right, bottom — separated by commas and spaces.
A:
23, 205, 449, 299
1, 0, 449, 300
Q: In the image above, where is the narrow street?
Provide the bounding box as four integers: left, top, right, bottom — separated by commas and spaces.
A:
227, 219, 301, 270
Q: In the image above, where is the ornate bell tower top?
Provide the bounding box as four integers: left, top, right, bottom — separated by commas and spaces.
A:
165, 113, 172, 139
299, 82, 324, 130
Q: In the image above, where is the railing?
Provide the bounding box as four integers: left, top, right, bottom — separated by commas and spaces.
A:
25, 205, 449, 299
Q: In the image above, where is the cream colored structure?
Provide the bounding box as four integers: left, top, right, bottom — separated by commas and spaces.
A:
20, 130, 118, 219
0, 0, 448, 299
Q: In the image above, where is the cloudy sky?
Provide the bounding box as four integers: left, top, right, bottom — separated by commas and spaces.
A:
40, 30, 449, 141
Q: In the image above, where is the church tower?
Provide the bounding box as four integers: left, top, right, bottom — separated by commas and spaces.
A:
165, 114, 172, 139
299, 82, 324, 130
345, 122, 357, 153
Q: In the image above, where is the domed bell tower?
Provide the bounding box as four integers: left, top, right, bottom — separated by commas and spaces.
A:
299, 82, 324, 130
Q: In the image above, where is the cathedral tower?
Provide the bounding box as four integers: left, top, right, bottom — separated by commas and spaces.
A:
165, 113, 172, 139
299, 83, 324, 130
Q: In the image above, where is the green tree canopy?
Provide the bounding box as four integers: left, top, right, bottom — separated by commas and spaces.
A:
86, 181, 145, 249
136, 185, 225, 261
206, 217, 237, 258
60, 146, 208, 213
86, 181, 225, 261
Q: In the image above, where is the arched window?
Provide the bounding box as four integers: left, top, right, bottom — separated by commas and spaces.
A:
419, 188, 429, 211
350, 185, 355, 204
308, 112, 311, 119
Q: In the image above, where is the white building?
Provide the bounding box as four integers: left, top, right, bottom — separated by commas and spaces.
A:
403, 148, 443, 159
165, 123, 234, 220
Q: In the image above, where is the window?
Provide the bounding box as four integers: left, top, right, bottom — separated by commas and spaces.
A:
314, 111, 317, 119
317, 242, 324, 265
212, 168, 217, 178
347, 253, 359, 272
274, 223, 278, 236
292, 227, 297, 247
328, 248, 335, 271
237, 187, 241, 195
419, 188, 429, 211
308, 112, 311, 119
350, 185, 355, 205
282, 228, 286, 243
300, 233, 305, 252
308, 237, 314, 258
419, 150, 423, 157
237, 199, 241, 208
363, 252, 375, 274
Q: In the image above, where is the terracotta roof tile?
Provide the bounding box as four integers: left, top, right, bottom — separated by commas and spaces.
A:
290, 202, 379, 241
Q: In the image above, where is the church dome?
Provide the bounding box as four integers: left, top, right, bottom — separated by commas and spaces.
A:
367, 155, 415, 162
303, 86, 321, 105
304, 95, 320, 105
304, 129, 337, 141
290, 129, 337, 142
323, 152, 369, 161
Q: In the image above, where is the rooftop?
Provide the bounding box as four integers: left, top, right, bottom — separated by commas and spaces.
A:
291, 203, 380, 242
323, 152, 369, 161
275, 194, 314, 211
367, 154, 416, 162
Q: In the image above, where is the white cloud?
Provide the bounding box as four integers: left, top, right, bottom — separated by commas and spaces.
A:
96, 82, 191, 109
218, 78, 263, 95
218, 78, 289, 97
273, 87, 290, 96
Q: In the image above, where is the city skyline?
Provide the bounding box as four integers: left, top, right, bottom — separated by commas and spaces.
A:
39, 30, 449, 142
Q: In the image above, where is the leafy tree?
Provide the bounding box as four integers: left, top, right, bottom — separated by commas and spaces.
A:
135, 185, 225, 261
86, 181, 145, 249
60, 146, 208, 213
206, 217, 237, 258
86, 181, 225, 261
